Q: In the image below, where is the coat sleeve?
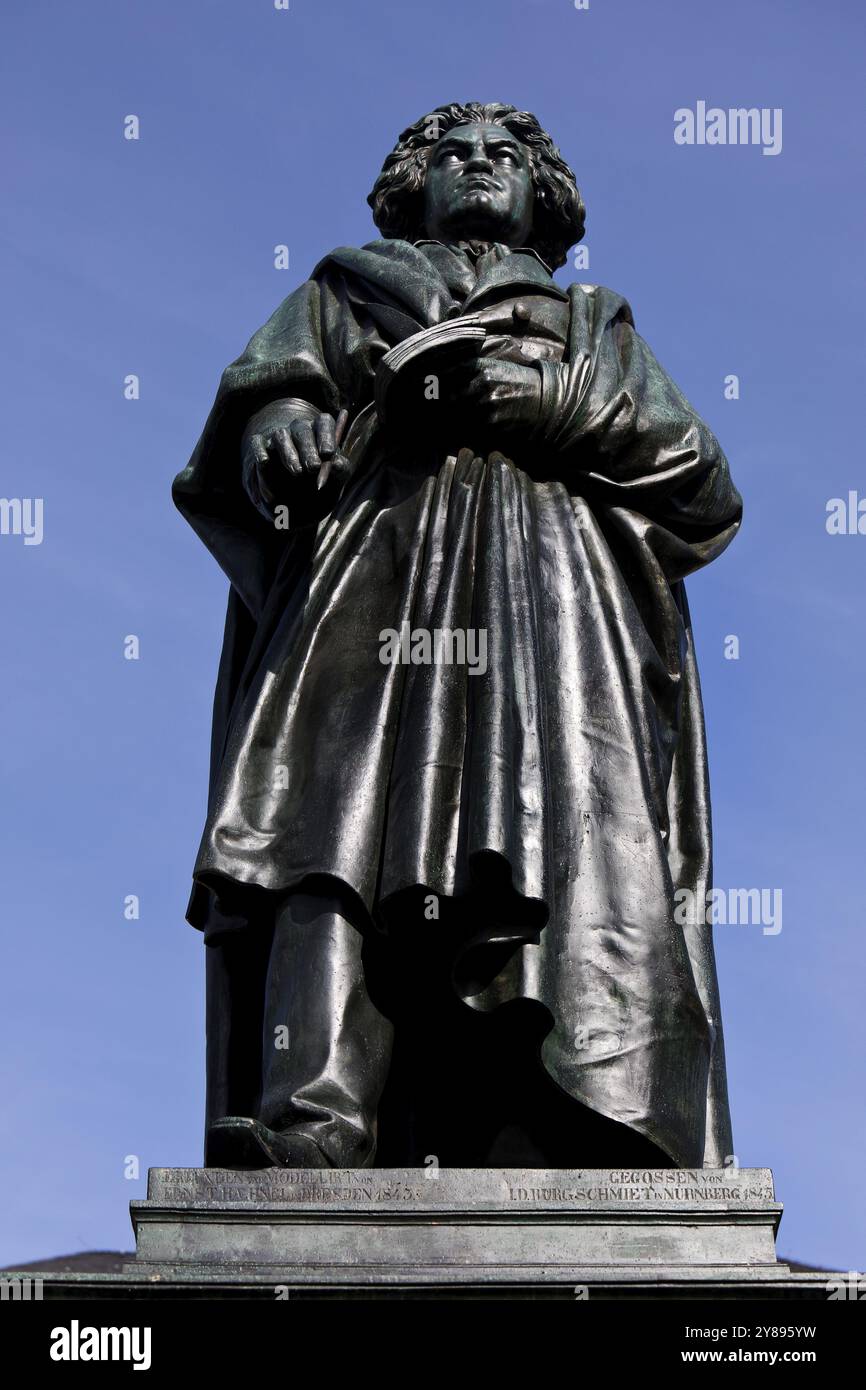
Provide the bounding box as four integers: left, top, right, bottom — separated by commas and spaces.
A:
535, 285, 742, 581
172, 270, 377, 619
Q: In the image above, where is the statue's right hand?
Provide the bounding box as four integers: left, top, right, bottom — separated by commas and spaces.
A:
242, 409, 347, 517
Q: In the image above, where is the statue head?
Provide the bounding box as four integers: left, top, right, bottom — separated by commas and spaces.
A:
367, 102, 586, 271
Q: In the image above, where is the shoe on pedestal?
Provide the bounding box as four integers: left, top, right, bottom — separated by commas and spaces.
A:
205, 1116, 332, 1170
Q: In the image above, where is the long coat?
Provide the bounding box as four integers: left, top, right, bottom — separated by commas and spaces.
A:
173, 238, 743, 1167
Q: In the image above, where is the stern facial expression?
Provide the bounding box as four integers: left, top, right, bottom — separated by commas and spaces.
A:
423, 122, 535, 248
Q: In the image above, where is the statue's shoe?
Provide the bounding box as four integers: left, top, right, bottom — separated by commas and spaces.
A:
205, 1116, 332, 1169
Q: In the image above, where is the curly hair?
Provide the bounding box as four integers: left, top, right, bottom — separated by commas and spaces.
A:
367, 102, 586, 271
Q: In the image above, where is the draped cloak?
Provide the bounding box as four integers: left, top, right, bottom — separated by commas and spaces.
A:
173, 238, 742, 1168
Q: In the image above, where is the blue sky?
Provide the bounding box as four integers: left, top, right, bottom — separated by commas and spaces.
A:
1, 0, 863, 1270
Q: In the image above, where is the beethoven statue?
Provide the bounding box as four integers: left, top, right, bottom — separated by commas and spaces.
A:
173, 102, 742, 1171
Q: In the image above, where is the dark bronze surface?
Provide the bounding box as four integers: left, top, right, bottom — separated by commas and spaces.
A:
173, 103, 742, 1171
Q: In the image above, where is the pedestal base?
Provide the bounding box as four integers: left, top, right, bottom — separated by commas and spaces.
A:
115, 1165, 829, 1296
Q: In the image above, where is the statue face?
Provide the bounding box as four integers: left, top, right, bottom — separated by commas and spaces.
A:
423, 122, 535, 247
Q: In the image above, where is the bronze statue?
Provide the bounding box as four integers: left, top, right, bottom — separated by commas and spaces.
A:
173, 103, 742, 1171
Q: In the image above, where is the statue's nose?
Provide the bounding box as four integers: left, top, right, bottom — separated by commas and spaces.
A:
464, 150, 494, 174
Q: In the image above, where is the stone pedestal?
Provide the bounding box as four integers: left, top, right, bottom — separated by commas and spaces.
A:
121, 1165, 829, 1296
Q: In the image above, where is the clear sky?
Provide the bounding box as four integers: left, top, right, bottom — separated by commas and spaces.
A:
1, 0, 863, 1271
